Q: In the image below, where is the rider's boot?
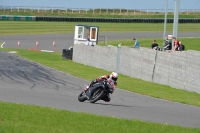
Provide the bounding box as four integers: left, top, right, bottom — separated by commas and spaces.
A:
101, 94, 111, 102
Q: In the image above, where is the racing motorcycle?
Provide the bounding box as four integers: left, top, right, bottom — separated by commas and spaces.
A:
78, 79, 114, 103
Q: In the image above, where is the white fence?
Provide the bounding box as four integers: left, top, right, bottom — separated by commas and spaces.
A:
0, 5, 200, 15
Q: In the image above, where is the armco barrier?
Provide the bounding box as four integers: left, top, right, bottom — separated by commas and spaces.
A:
35, 17, 200, 23
0, 15, 36, 21
1, 15, 200, 23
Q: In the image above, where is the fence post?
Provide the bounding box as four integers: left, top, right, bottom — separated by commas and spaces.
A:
113, 9, 114, 14
116, 47, 121, 73
104, 36, 106, 46
105, 36, 107, 46
120, 8, 121, 15
106, 8, 108, 15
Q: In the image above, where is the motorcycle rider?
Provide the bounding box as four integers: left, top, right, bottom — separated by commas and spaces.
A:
84, 72, 118, 102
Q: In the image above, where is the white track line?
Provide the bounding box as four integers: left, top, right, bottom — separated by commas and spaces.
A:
179, 37, 200, 38
41, 50, 54, 52
1, 42, 5, 48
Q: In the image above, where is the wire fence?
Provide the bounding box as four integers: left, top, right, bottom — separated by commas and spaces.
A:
0, 5, 200, 15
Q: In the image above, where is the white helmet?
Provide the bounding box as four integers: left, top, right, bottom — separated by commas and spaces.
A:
109, 72, 118, 81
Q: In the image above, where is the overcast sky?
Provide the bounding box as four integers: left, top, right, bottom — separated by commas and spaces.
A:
0, 0, 199, 9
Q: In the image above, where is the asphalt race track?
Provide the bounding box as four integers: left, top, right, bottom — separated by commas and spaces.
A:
0, 32, 200, 128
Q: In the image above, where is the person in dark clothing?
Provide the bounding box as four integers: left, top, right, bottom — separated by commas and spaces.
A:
179, 41, 185, 51
151, 40, 160, 50
163, 38, 172, 50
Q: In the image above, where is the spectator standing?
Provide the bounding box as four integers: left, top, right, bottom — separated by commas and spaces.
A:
163, 37, 172, 50
133, 38, 140, 48
118, 41, 123, 48
173, 37, 179, 51
86, 34, 90, 45
151, 40, 160, 50
179, 41, 185, 51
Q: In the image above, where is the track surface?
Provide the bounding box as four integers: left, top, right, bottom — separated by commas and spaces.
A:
0, 32, 200, 128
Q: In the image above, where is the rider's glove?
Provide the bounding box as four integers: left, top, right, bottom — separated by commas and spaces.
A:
97, 77, 102, 82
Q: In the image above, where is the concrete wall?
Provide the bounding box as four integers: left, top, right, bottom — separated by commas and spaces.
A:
73, 44, 117, 72
73, 44, 200, 94
119, 47, 157, 82
153, 50, 200, 93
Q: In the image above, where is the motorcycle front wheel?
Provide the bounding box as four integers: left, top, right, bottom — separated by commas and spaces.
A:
78, 91, 87, 102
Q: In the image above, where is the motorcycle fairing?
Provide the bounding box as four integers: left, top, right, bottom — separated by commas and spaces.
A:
85, 82, 104, 100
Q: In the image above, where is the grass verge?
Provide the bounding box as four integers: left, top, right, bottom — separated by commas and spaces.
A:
0, 21, 200, 35
0, 48, 200, 107
0, 101, 200, 133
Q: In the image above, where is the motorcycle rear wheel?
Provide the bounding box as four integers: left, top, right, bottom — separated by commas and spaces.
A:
90, 88, 104, 103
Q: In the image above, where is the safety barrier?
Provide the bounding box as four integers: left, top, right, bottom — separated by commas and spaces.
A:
1, 15, 200, 23
35, 17, 200, 23
0, 15, 36, 21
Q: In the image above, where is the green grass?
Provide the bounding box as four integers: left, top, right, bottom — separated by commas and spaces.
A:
99, 37, 200, 51
1, 9, 200, 18
1, 48, 200, 107
1, 101, 199, 133
0, 21, 200, 35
